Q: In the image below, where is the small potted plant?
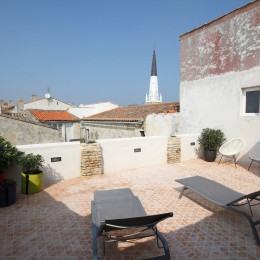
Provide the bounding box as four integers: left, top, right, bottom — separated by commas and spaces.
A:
0, 179, 17, 207
198, 128, 226, 162
18, 153, 45, 195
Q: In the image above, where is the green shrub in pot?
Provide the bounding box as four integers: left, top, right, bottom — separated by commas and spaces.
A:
0, 135, 24, 179
18, 153, 45, 194
198, 128, 226, 162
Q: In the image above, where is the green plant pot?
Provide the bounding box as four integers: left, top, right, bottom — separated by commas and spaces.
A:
21, 172, 43, 195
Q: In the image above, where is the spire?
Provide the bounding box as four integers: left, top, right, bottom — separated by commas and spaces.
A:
151, 50, 157, 76
146, 49, 162, 104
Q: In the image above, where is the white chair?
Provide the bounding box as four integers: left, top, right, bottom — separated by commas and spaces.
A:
248, 141, 260, 171
218, 138, 246, 166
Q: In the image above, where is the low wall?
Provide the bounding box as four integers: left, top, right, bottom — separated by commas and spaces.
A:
177, 133, 200, 161
8, 135, 201, 193
16, 142, 81, 188
97, 136, 168, 173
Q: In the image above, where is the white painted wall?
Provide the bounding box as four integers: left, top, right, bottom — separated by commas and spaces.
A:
180, 67, 260, 164
145, 113, 179, 137
24, 98, 76, 110
72, 102, 119, 118
97, 136, 168, 173
176, 133, 200, 161
16, 142, 81, 187
68, 107, 93, 119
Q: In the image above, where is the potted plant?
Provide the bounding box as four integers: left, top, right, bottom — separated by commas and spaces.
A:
0, 136, 24, 207
0, 179, 17, 207
18, 153, 45, 195
0, 136, 24, 181
198, 128, 226, 162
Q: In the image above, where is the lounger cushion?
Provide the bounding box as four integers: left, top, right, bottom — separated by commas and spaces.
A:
93, 188, 147, 230
176, 176, 245, 206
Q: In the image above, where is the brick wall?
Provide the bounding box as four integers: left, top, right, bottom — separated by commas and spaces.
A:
167, 137, 181, 164
81, 143, 103, 176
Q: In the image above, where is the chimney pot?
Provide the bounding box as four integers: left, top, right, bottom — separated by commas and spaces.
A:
31, 94, 38, 101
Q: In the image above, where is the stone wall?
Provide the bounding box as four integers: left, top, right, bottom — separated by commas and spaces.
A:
81, 143, 103, 176
0, 114, 60, 145
167, 137, 181, 164
145, 113, 180, 137
81, 122, 143, 140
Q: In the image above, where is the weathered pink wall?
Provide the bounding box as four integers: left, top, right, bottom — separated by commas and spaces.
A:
180, 1, 260, 81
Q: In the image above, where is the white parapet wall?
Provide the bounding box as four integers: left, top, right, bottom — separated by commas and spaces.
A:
17, 142, 81, 187
97, 136, 168, 173
176, 133, 201, 161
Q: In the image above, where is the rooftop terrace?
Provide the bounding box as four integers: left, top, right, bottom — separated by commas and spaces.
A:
1, 159, 260, 259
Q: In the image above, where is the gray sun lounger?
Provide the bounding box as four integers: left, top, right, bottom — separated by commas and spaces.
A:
91, 188, 173, 260
175, 176, 260, 245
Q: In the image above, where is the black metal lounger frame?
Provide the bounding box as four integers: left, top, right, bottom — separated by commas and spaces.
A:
91, 189, 173, 260
177, 177, 260, 245
248, 158, 260, 171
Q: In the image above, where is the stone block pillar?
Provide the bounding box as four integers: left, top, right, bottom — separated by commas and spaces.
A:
167, 136, 181, 164
81, 143, 103, 176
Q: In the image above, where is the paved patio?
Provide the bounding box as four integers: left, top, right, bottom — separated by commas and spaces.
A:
1, 159, 260, 259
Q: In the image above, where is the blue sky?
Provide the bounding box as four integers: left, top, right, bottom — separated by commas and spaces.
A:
0, 0, 252, 106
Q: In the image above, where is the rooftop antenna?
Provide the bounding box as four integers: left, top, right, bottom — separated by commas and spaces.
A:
45, 86, 51, 99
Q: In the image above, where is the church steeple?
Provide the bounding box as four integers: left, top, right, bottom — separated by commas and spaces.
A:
146, 50, 162, 104
151, 50, 157, 76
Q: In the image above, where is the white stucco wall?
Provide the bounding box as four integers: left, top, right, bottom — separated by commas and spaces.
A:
176, 133, 200, 161
24, 98, 75, 110
97, 136, 168, 173
145, 113, 179, 137
72, 102, 119, 118
180, 67, 260, 164
16, 142, 81, 187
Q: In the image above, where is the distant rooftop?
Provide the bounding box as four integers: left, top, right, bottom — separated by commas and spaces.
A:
83, 102, 179, 122
28, 109, 80, 121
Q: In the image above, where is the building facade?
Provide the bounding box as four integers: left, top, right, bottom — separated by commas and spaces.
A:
82, 102, 179, 141
179, 1, 260, 163
26, 109, 81, 142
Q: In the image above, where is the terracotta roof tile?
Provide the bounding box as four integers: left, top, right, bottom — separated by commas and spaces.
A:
83, 102, 179, 122
28, 109, 79, 121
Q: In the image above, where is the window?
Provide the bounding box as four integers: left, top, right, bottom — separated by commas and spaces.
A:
242, 87, 260, 115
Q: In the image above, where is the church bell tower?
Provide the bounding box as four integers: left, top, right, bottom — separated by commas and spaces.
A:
145, 50, 162, 104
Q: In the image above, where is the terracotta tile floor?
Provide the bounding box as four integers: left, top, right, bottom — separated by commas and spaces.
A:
1, 159, 260, 259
